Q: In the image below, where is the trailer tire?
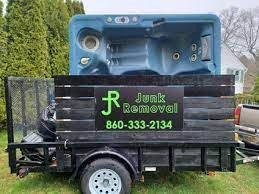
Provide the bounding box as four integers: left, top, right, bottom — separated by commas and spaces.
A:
80, 158, 131, 194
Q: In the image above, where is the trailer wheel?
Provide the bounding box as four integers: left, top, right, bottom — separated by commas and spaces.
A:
80, 158, 131, 194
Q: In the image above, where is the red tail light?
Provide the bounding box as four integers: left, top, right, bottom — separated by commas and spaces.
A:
235, 106, 241, 125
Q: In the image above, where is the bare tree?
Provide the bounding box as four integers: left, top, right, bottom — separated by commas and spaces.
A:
220, 7, 259, 59
220, 7, 241, 44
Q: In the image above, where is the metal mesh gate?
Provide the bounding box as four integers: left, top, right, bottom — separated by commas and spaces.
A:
5, 77, 54, 143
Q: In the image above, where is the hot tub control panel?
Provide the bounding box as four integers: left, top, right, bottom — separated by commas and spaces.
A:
69, 14, 221, 75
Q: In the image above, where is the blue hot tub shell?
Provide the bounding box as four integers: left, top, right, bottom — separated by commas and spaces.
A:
69, 14, 221, 75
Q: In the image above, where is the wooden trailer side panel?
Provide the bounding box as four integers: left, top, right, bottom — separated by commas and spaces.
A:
54, 75, 236, 172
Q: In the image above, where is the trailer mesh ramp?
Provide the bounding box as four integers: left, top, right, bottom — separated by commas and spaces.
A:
5, 77, 54, 143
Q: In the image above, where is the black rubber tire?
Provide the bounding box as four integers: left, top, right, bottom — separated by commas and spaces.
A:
80, 158, 132, 194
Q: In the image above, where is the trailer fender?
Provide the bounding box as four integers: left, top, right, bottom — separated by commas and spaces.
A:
72, 147, 137, 181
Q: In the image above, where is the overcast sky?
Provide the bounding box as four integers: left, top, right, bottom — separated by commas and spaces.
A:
82, 0, 259, 14
1, 0, 259, 15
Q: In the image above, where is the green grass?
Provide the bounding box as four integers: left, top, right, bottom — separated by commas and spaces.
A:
1, 131, 259, 194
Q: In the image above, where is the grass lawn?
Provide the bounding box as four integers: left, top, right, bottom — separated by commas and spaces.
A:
1, 130, 259, 194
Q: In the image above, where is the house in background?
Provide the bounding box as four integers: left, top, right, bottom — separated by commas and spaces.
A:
221, 44, 247, 94
240, 55, 258, 93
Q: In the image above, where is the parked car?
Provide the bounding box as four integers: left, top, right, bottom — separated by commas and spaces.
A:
235, 104, 259, 149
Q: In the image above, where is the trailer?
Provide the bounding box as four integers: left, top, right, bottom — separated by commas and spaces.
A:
5, 14, 238, 194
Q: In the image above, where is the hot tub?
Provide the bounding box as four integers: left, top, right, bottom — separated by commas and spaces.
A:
69, 14, 221, 75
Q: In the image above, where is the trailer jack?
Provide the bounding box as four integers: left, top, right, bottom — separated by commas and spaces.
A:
18, 168, 29, 178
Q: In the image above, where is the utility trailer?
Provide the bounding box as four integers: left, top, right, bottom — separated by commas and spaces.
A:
6, 14, 237, 194
6, 75, 236, 193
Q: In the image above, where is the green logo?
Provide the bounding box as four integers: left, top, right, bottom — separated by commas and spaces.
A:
101, 90, 120, 116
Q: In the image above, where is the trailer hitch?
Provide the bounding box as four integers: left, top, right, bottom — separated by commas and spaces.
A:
236, 141, 259, 165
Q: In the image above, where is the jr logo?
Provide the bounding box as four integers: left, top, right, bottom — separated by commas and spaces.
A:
101, 90, 120, 116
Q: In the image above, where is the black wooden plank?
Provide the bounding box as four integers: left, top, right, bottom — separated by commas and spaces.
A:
55, 86, 234, 97
59, 97, 232, 108
56, 98, 95, 109
184, 97, 235, 109
57, 120, 95, 131
56, 109, 95, 120
184, 108, 234, 120
184, 86, 235, 97
55, 87, 94, 97
184, 120, 234, 131
55, 97, 234, 109
54, 75, 235, 86
56, 131, 235, 142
